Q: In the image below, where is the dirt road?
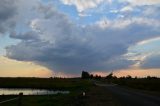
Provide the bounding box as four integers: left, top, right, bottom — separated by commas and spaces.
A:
96, 83, 160, 106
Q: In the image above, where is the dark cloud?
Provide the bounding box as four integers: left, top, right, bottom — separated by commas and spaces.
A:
6, 19, 160, 74
6, 37, 132, 73
10, 31, 39, 41
141, 54, 160, 69
0, 0, 17, 34
35, 2, 57, 19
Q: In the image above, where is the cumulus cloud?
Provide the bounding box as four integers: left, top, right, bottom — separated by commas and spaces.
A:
117, 0, 160, 19
6, 16, 160, 74
61, 0, 107, 12
1, 0, 160, 74
120, 6, 133, 12
125, 0, 160, 6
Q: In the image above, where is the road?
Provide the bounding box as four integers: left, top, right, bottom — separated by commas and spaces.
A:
96, 83, 160, 106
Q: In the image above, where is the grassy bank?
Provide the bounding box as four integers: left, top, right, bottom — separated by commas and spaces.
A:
0, 86, 120, 106
0, 93, 83, 106
112, 78, 160, 91
0, 78, 121, 106
0, 78, 92, 90
0, 78, 93, 106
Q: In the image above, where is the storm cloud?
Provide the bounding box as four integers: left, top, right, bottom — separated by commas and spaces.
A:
141, 54, 160, 69
0, 0, 17, 34
1, 0, 160, 74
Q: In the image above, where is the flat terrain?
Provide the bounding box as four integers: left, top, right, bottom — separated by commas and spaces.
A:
0, 78, 92, 90
96, 83, 160, 106
0, 78, 160, 106
0, 86, 119, 106
83, 86, 120, 106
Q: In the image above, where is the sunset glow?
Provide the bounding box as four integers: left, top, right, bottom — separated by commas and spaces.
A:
0, 56, 53, 77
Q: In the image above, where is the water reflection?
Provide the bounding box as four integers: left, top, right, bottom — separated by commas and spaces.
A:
0, 88, 70, 95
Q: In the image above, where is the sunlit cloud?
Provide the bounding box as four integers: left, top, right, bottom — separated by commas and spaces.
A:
126, 37, 160, 69
137, 37, 160, 45
60, 0, 106, 12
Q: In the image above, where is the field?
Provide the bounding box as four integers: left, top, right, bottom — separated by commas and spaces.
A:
0, 78, 93, 106
110, 77, 160, 91
0, 78, 92, 90
0, 77, 160, 106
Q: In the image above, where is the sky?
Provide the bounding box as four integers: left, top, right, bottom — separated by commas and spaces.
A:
0, 0, 160, 77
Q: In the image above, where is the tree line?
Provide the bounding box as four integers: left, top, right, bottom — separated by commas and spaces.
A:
81, 71, 160, 91
81, 71, 158, 79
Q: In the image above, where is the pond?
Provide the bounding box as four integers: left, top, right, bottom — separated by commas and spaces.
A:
0, 88, 70, 95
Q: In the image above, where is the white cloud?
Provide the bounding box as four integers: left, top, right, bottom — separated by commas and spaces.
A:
96, 17, 160, 29
120, 6, 133, 12
137, 37, 160, 45
61, 0, 106, 12
124, 0, 160, 6
110, 10, 119, 13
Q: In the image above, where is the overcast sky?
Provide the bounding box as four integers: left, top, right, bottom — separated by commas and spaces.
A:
0, 0, 160, 77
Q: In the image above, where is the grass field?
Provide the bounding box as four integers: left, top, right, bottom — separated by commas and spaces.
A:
111, 78, 160, 91
0, 78, 92, 90
0, 86, 120, 106
0, 78, 93, 106
0, 78, 120, 106
0, 93, 81, 106
0, 77, 160, 106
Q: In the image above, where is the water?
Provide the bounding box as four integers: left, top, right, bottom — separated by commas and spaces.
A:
0, 88, 70, 95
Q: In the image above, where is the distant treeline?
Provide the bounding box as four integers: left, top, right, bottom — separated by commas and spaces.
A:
81, 71, 160, 91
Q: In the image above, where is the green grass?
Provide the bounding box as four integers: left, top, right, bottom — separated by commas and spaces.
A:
109, 78, 160, 91
0, 78, 92, 90
0, 87, 120, 106
1, 94, 79, 106
0, 78, 93, 106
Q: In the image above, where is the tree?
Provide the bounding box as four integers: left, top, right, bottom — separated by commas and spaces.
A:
126, 75, 132, 79
94, 74, 102, 80
81, 71, 90, 79
105, 72, 113, 83
105, 72, 113, 79
90, 74, 94, 79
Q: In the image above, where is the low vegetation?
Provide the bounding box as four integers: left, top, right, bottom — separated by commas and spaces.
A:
0, 71, 160, 105
0, 77, 93, 106
112, 77, 160, 91
0, 77, 92, 90
82, 71, 160, 92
